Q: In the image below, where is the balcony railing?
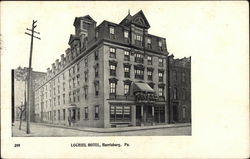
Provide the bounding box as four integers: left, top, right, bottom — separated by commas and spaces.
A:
109, 94, 135, 100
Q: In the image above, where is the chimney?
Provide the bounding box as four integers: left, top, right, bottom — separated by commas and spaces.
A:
55, 59, 59, 70
66, 48, 70, 63
61, 54, 65, 66
52, 63, 55, 73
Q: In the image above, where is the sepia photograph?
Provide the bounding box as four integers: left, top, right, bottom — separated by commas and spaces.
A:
1, 1, 249, 158
11, 9, 191, 137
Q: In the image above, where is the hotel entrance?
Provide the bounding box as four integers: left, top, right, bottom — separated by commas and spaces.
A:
136, 105, 154, 126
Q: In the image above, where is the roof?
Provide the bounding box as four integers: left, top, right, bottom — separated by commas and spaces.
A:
73, 15, 96, 26
133, 82, 155, 93
119, 10, 150, 29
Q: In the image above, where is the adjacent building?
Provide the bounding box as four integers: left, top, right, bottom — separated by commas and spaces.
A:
168, 55, 191, 123
34, 10, 191, 128
13, 67, 46, 122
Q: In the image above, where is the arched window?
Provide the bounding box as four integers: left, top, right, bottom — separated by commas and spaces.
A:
174, 87, 178, 100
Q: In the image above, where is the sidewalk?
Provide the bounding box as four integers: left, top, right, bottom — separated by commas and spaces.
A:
36, 122, 191, 133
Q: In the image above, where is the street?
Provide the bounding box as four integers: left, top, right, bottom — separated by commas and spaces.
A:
12, 122, 191, 137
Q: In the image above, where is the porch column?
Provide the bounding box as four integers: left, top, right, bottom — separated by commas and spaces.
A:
152, 105, 155, 125
141, 105, 144, 126
131, 105, 136, 126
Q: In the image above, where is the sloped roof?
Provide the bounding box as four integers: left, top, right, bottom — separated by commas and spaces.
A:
119, 10, 150, 29
73, 15, 96, 26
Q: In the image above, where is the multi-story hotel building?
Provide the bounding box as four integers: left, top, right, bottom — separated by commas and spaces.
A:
35, 10, 189, 128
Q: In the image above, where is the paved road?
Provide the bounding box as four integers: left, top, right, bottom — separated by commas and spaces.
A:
12, 122, 191, 137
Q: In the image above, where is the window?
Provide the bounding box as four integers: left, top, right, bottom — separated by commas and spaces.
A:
69, 79, 71, 89
58, 76, 60, 83
95, 30, 99, 39
72, 66, 75, 74
54, 110, 56, 120
95, 105, 99, 119
158, 71, 164, 82
58, 96, 60, 105
174, 88, 178, 99
110, 105, 131, 122
72, 77, 75, 88
95, 51, 99, 60
158, 40, 163, 51
95, 82, 99, 96
69, 92, 71, 103
110, 82, 116, 95
109, 26, 115, 39
63, 82, 65, 91
85, 58, 88, 67
73, 91, 76, 102
135, 68, 144, 80
147, 56, 152, 65
54, 97, 56, 106
159, 58, 163, 67
58, 85, 60, 94
147, 38, 152, 48
77, 110, 80, 120
77, 63, 80, 72
109, 47, 116, 58
69, 69, 71, 77
182, 72, 186, 82
124, 30, 129, 39
84, 71, 88, 82
158, 86, 164, 97
124, 50, 130, 61
63, 109, 65, 120
77, 89, 80, 102
124, 83, 130, 95
124, 66, 130, 78
84, 107, 88, 119
147, 70, 153, 81
58, 110, 60, 120
95, 66, 99, 78
182, 88, 186, 100
77, 75, 80, 85
135, 34, 142, 46
84, 86, 88, 99
135, 53, 144, 63
63, 94, 65, 104
110, 64, 116, 76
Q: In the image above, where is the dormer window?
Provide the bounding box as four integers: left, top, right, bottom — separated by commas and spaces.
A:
135, 34, 143, 46
109, 26, 115, 39
147, 38, 152, 48
158, 40, 163, 51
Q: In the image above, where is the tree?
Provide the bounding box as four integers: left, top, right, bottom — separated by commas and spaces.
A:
14, 66, 28, 130
18, 103, 26, 130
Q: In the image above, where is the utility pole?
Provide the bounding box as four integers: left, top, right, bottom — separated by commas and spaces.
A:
25, 20, 40, 134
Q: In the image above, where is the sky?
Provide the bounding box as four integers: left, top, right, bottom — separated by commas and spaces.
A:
1, 1, 249, 157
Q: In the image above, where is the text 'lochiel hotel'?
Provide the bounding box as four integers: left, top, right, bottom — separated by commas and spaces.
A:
34, 10, 191, 128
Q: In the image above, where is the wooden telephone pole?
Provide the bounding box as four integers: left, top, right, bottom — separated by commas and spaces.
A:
25, 20, 40, 134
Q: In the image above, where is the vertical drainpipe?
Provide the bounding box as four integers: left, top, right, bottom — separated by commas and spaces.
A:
167, 55, 171, 124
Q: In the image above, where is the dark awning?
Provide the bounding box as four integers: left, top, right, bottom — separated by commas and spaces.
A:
133, 82, 155, 93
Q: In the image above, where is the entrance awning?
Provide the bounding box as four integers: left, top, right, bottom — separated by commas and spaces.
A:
133, 82, 155, 93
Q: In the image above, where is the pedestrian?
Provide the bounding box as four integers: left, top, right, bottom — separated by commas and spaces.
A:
68, 116, 71, 127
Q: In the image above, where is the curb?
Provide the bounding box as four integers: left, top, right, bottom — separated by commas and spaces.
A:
35, 122, 191, 133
